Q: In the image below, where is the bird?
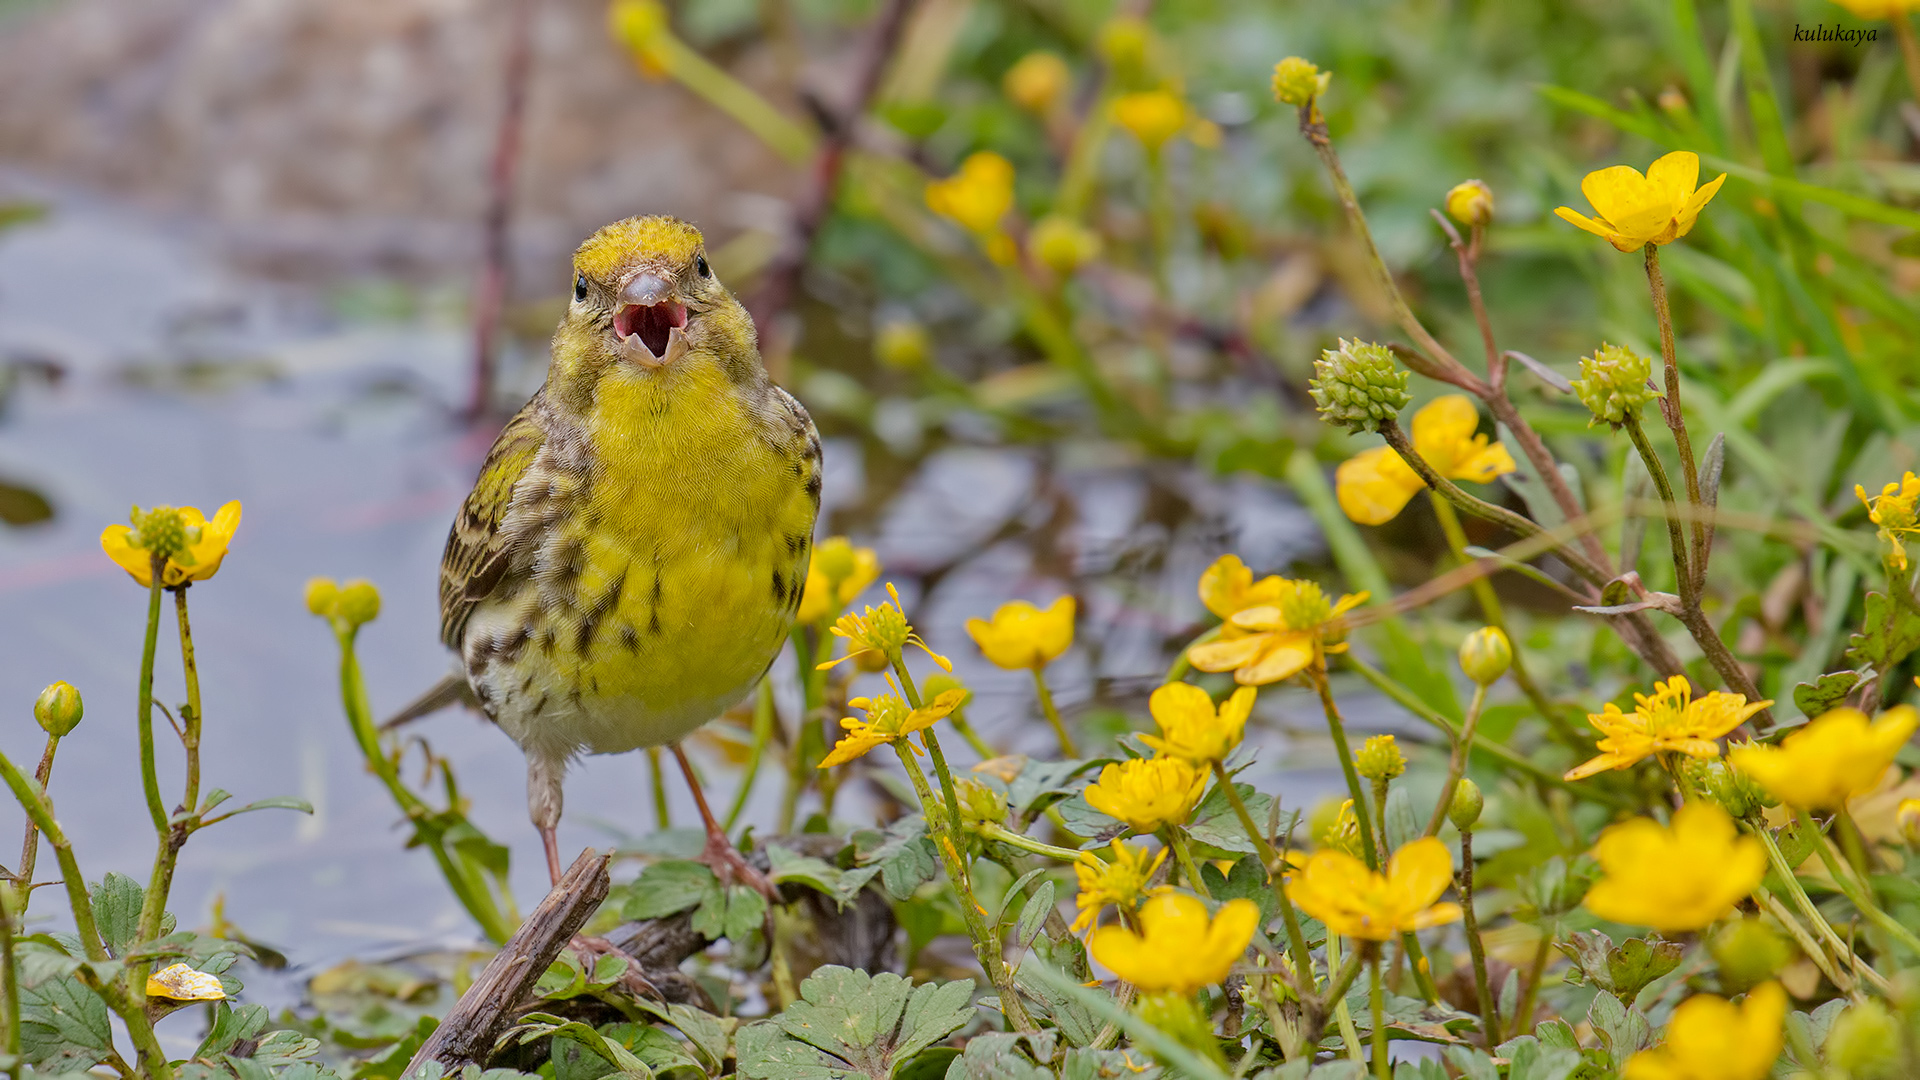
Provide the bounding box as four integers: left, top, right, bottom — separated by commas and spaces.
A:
435, 215, 819, 891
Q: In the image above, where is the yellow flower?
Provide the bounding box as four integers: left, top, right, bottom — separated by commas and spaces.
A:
1727, 706, 1917, 811
1585, 802, 1765, 932
926, 152, 1015, 237
1830, 0, 1920, 16
1088, 891, 1259, 994
965, 596, 1075, 670
1898, 797, 1920, 844
818, 686, 968, 769
818, 583, 952, 673
1621, 982, 1785, 1080
146, 963, 226, 1002
1112, 91, 1186, 152
1194, 554, 1288, 620
1444, 180, 1493, 228
1855, 472, 1920, 570
1139, 683, 1255, 764
1354, 734, 1405, 781
1186, 578, 1366, 686
1565, 678, 1771, 781
1335, 395, 1516, 525
797, 538, 881, 624
100, 501, 242, 588
1284, 837, 1463, 941
1554, 150, 1727, 252
1004, 51, 1070, 114
1083, 757, 1207, 833
1071, 838, 1168, 933
1311, 798, 1364, 859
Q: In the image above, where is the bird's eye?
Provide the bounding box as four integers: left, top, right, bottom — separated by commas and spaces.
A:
695, 254, 710, 279
573, 273, 588, 301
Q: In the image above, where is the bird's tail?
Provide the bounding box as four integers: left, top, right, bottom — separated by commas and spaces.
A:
379, 672, 480, 730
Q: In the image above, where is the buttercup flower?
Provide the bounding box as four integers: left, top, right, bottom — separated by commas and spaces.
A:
1898, 797, 1920, 845
1336, 395, 1516, 525
1855, 472, 1920, 571
818, 685, 968, 769
100, 501, 242, 588
1564, 678, 1771, 781
965, 597, 1075, 670
1444, 180, 1493, 227
1355, 734, 1405, 781
1285, 837, 1463, 941
1554, 150, 1726, 252
1311, 798, 1364, 859
1071, 838, 1168, 932
1186, 577, 1366, 686
1584, 802, 1764, 932
926, 152, 1016, 237
1003, 51, 1070, 114
1112, 91, 1186, 152
1195, 554, 1288, 621
34, 681, 83, 737
1140, 684, 1253, 765
1621, 982, 1785, 1080
146, 963, 226, 1002
797, 538, 881, 624
818, 583, 952, 673
1727, 706, 1917, 811
1083, 757, 1207, 833
1571, 342, 1661, 427
1088, 891, 1259, 994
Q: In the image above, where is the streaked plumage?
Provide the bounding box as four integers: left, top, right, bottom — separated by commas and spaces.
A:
438, 215, 820, 884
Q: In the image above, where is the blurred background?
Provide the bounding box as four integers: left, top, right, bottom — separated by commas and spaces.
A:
0, 0, 1914, 1004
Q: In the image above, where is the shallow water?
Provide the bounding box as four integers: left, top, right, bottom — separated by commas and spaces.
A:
0, 181, 1386, 1001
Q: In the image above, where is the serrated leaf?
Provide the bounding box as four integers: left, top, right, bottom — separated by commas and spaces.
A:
942, 1032, 1051, 1080
1794, 670, 1863, 719
722, 886, 769, 943
1440, 1048, 1498, 1080
18, 972, 112, 1070
507, 1014, 651, 1079
1495, 1036, 1581, 1080
1060, 1049, 1158, 1080
626, 862, 721, 921
766, 846, 878, 910
90, 872, 144, 957
1011, 966, 1098, 1049
1585, 991, 1650, 1066
1604, 936, 1683, 1005
1184, 783, 1271, 855
1844, 592, 1920, 672
737, 967, 975, 1080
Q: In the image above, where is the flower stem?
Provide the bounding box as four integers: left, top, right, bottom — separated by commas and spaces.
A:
0, 884, 18, 1080
1164, 828, 1212, 899
1621, 413, 1694, 600
1327, 935, 1364, 1064
1800, 809, 1920, 961
13, 734, 58, 901
1747, 819, 1882, 989
1425, 685, 1485, 839
977, 822, 1082, 862
648, 746, 672, 830
1031, 668, 1079, 758
1210, 759, 1316, 988
1369, 950, 1388, 1080
1309, 667, 1380, 870
1458, 831, 1499, 1048
173, 586, 204, 815
136, 558, 168, 833
1641, 246, 1706, 582
724, 678, 777, 831
1513, 931, 1551, 1036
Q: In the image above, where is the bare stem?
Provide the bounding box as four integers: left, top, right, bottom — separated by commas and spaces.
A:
1212, 759, 1317, 987
1369, 950, 1388, 1080
1642, 246, 1706, 582
1425, 686, 1485, 838
1031, 669, 1079, 758
1458, 831, 1498, 1047
136, 558, 168, 833
1309, 667, 1379, 871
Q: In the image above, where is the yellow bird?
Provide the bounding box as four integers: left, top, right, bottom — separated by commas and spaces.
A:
438, 216, 819, 889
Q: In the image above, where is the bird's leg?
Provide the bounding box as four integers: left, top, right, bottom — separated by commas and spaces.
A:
528, 756, 566, 888
670, 743, 777, 901
539, 826, 562, 887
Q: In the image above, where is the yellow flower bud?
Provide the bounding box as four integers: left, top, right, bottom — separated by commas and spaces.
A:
1112, 91, 1186, 152
336, 580, 382, 628
1271, 57, 1330, 107
1028, 215, 1102, 275
1355, 734, 1405, 781
920, 673, 972, 709
34, 681, 83, 737
608, 0, 672, 79
1457, 627, 1512, 686
966, 597, 1075, 670
1448, 778, 1483, 832
874, 321, 931, 371
1003, 51, 1070, 115
305, 578, 339, 618
1897, 797, 1920, 845
925, 152, 1015, 238
1444, 180, 1494, 228
1310, 798, 1363, 858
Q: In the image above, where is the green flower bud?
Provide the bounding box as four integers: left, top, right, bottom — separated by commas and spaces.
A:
1709, 919, 1790, 994
1570, 343, 1660, 427
336, 580, 382, 628
1133, 991, 1226, 1069
1824, 1000, 1903, 1079
1458, 627, 1512, 687
955, 778, 1008, 829
1355, 734, 1405, 781
874, 321, 931, 372
919, 673, 972, 709
1696, 756, 1776, 821
1270, 57, 1330, 108
1309, 339, 1410, 433
129, 505, 187, 561
305, 578, 339, 618
34, 681, 83, 737
1449, 778, 1484, 832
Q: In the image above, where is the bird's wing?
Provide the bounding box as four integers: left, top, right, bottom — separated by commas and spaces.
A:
439, 404, 547, 650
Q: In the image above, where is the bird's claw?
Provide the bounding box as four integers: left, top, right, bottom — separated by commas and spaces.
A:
699, 830, 778, 903
568, 934, 661, 1000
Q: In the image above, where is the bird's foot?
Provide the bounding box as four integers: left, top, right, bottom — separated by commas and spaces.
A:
698, 828, 778, 903
568, 934, 660, 1000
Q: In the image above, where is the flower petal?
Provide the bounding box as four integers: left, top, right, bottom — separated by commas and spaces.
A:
100, 525, 153, 586
1235, 635, 1314, 685
1336, 446, 1422, 524
1409, 395, 1481, 458
1187, 634, 1268, 673
1645, 151, 1700, 202
1554, 206, 1617, 241
1386, 836, 1455, 909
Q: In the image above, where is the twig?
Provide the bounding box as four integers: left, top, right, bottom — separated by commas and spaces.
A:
466, 0, 538, 420
405, 849, 611, 1076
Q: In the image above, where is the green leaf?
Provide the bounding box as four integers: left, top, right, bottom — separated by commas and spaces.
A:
1440, 1047, 1499, 1080
1010, 965, 1099, 1049
1794, 670, 1863, 719
90, 872, 144, 957
857, 818, 940, 900
941, 1032, 1052, 1080
1184, 783, 1271, 855
18, 972, 112, 1071
736, 967, 975, 1080
1494, 1036, 1581, 1080
1060, 1048, 1158, 1080
1584, 991, 1651, 1067
203, 796, 315, 824
1843, 592, 1920, 673
349, 1016, 439, 1080
720, 886, 769, 943
1555, 931, 1682, 1006
506, 1014, 651, 1079
630, 1002, 735, 1074
1012, 881, 1054, 953
195, 1002, 270, 1059
766, 845, 878, 909
556, 1024, 703, 1080
625, 862, 721, 921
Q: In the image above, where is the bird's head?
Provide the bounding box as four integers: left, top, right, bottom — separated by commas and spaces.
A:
550, 216, 759, 403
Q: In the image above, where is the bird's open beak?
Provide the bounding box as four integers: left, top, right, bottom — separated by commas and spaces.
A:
613, 271, 688, 368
